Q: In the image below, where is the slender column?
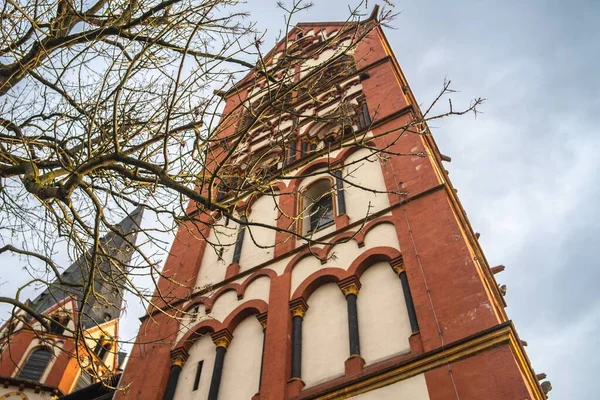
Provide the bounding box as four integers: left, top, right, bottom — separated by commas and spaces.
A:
338, 277, 362, 356
232, 216, 247, 265
208, 330, 233, 400
333, 169, 346, 215
289, 299, 308, 380
391, 257, 420, 333
162, 348, 188, 400
256, 312, 268, 390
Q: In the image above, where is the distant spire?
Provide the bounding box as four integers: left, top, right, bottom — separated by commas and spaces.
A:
30, 206, 145, 328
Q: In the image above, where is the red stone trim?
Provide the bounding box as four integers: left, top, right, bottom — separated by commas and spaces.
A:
284, 248, 327, 275
238, 269, 278, 299
290, 268, 346, 301
225, 263, 240, 280
140, 185, 445, 322
344, 355, 366, 377
348, 246, 403, 278
222, 299, 268, 333
177, 320, 220, 352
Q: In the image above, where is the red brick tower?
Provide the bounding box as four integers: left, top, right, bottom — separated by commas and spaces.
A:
119, 7, 548, 400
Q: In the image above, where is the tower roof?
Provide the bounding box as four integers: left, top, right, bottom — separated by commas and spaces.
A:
30, 206, 144, 328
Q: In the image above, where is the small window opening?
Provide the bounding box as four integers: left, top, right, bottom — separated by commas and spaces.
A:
49, 315, 69, 335
193, 360, 204, 391
93, 341, 111, 361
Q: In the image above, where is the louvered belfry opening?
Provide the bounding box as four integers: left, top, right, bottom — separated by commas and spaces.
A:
18, 347, 52, 381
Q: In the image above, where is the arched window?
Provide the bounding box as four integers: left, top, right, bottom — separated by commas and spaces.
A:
18, 347, 52, 382
303, 179, 336, 234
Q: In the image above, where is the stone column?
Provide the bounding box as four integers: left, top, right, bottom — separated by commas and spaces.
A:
338, 277, 365, 376
162, 348, 188, 400
208, 329, 233, 400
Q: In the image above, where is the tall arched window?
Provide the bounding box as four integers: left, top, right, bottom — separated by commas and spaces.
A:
302, 179, 336, 234
18, 347, 52, 382
309, 193, 334, 231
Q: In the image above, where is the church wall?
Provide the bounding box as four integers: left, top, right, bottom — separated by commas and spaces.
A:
424, 344, 533, 400
343, 148, 391, 222
302, 283, 348, 387
240, 194, 279, 270
195, 221, 238, 288
219, 317, 264, 399
173, 335, 215, 400
349, 373, 430, 400
357, 261, 411, 365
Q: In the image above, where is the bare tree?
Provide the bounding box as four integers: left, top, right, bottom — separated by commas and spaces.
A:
0, 0, 482, 387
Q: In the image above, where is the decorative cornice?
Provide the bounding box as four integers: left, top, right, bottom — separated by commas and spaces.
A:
289, 298, 309, 318
170, 347, 189, 366
338, 276, 361, 297
211, 329, 234, 349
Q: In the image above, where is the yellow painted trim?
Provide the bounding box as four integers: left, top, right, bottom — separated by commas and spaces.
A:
315, 324, 545, 400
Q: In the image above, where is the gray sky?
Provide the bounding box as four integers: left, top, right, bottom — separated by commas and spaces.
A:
1, 1, 597, 398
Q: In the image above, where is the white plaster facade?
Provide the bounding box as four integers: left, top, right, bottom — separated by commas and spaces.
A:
302, 283, 348, 387
357, 261, 412, 364
349, 373, 431, 399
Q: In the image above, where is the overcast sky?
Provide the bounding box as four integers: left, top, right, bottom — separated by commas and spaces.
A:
2, 1, 597, 398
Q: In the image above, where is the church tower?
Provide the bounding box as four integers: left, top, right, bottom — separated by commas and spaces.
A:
119, 7, 548, 400
0, 206, 143, 399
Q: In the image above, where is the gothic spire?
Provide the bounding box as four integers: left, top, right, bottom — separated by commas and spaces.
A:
30, 206, 144, 328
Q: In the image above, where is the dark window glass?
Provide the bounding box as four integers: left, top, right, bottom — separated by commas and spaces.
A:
93, 342, 111, 361
18, 348, 52, 382
288, 140, 297, 163
48, 316, 68, 335
300, 141, 308, 157
309, 194, 334, 232
359, 103, 371, 129
193, 360, 204, 391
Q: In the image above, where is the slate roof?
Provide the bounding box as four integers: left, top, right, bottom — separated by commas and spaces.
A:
29, 206, 144, 328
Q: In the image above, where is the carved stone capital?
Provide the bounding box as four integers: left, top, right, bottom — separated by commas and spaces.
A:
211, 329, 233, 349
289, 298, 309, 318
256, 312, 268, 330
389, 255, 405, 275
338, 276, 361, 297
170, 347, 189, 367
